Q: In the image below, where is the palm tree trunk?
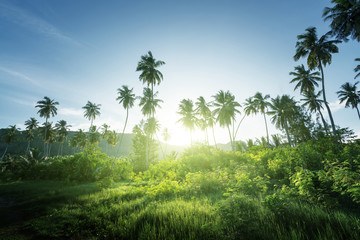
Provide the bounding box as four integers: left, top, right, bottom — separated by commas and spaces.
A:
146, 134, 149, 170
44, 118, 48, 157
356, 106, 360, 120
284, 122, 292, 147
1, 145, 8, 161
317, 106, 329, 134
112, 108, 129, 169
26, 141, 30, 155
212, 126, 217, 149
263, 112, 270, 144
318, 60, 337, 139
227, 125, 234, 151
234, 114, 246, 140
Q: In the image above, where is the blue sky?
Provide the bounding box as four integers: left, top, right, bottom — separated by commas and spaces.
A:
0, 0, 359, 145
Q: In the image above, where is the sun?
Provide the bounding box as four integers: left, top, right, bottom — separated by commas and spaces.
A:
166, 127, 208, 146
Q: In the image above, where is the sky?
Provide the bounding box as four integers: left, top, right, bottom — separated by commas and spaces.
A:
0, 0, 359, 146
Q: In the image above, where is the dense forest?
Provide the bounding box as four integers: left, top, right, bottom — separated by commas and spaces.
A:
1, 0, 360, 239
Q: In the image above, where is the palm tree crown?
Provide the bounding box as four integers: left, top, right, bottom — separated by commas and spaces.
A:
136, 51, 165, 88
116, 85, 136, 110
337, 81, 360, 119
82, 101, 101, 127
177, 99, 197, 132
212, 90, 240, 128
36, 96, 59, 120
323, 0, 360, 42
289, 64, 320, 94
139, 87, 163, 117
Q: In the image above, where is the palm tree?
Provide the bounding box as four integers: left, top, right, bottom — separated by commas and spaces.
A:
294, 27, 341, 138
39, 122, 56, 156
139, 87, 163, 117
136, 51, 165, 113
337, 81, 360, 119
195, 96, 212, 144
1, 125, 20, 161
24, 117, 39, 154
233, 97, 257, 140
88, 125, 101, 145
212, 90, 240, 150
116, 85, 136, 156
289, 64, 320, 93
70, 129, 87, 153
162, 128, 170, 157
177, 99, 197, 145
55, 120, 71, 155
268, 95, 296, 147
139, 87, 163, 169
301, 90, 329, 133
35, 96, 59, 157
253, 92, 271, 144
82, 101, 101, 129
323, 0, 360, 42
354, 58, 360, 79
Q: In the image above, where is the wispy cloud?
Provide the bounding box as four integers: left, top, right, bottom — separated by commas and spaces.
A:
0, 3, 83, 46
329, 100, 344, 113
0, 66, 40, 86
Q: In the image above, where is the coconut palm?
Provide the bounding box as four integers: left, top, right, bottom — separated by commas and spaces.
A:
35, 96, 59, 157
82, 101, 101, 129
207, 110, 218, 148
234, 97, 256, 141
162, 128, 170, 157
39, 122, 56, 157
1, 125, 20, 161
24, 117, 39, 154
55, 120, 71, 155
70, 129, 87, 152
177, 99, 197, 145
115, 85, 136, 158
323, 0, 360, 42
268, 95, 297, 147
195, 96, 212, 144
139, 87, 163, 117
136, 51, 165, 110
294, 27, 341, 138
212, 90, 240, 150
253, 92, 271, 144
337, 81, 360, 119
301, 90, 329, 133
88, 125, 101, 145
289, 64, 320, 93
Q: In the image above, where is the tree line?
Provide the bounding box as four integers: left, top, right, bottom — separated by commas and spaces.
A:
1, 0, 360, 168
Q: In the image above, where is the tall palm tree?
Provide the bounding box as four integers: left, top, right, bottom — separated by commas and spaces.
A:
234, 97, 255, 142
162, 127, 170, 157
139, 87, 163, 169
139, 87, 163, 117
82, 101, 101, 129
35, 96, 59, 157
207, 110, 218, 148
1, 125, 20, 161
323, 0, 360, 42
212, 90, 240, 150
39, 122, 56, 157
116, 85, 136, 156
253, 92, 271, 144
195, 96, 212, 144
268, 95, 296, 147
55, 120, 71, 155
24, 117, 39, 154
301, 90, 329, 133
136, 51, 165, 112
294, 27, 341, 138
337, 81, 360, 119
289, 64, 320, 93
177, 99, 197, 145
